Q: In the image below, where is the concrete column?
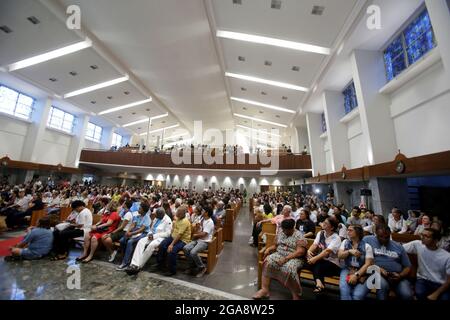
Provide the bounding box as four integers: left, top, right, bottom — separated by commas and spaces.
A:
21, 97, 52, 162
101, 126, 116, 150
369, 178, 410, 217
306, 113, 326, 176
322, 91, 351, 172
66, 114, 89, 167
350, 50, 397, 165
296, 126, 309, 154
426, 0, 450, 79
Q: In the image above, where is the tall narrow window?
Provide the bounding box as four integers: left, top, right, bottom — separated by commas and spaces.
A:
321, 113, 327, 133
342, 80, 358, 114
85, 122, 103, 143
47, 107, 75, 133
384, 8, 436, 82
0, 84, 34, 120
112, 132, 122, 147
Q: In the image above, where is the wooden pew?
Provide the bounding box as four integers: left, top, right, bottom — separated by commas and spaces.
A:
223, 209, 235, 242
392, 233, 420, 243
92, 214, 102, 225
59, 207, 72, 221
30, 209, 47, 227
215, 227, 224, 255
258, 222, 276, 250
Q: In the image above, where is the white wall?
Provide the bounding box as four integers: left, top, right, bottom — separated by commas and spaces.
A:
390, 62, 450, 157
0, 116, 28, 160
84, 139, 103, 150
347, 116, 367, 168
35, 129, 71, 165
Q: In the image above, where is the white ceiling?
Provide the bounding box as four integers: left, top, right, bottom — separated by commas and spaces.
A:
1, 0, 364, 141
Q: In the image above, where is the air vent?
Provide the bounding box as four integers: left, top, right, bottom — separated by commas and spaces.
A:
240, 87, 247, 91
238, 56, 246, 62
146, 108, 150, 112
264, 60, 272, 66
90, 65, 99, 70
276, 115, 280, 118
261, 91, 267, 95
132, 112, 136, 115
69, 71, 77, 76
49, 77, 57, 82
292, 66, 300, 72
107, 96, 113, 100
91, 101, 96, 104
0, 25, 12, 34
282, 96, 288, 100
243, 107, 247, 110
118, 116, 122, 119
271, 0, 282, 9
259, 111, 264, 114
124, 91, 130, 95
233, 0, 242, 4
312, 5, 325, 16
27, 16, 40, 25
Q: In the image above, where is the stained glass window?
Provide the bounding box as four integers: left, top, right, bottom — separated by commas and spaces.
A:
321, 113, 327, 133
384, 9, 436, 82
0, 84, 34, 120
342, 80, 358, 114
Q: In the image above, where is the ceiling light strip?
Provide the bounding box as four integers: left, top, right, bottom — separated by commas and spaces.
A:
122, 113, 169, 128
98, 98, 152, 115
225, 72, 308, 92
231, 97, 295, 114
234, 113, 287, 128
64, 75, 129, 98
140, 124, 180, 136
7, 38, 93, 71
217, 30, 330, 55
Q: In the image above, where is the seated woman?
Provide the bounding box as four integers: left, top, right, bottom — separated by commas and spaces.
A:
77, 201, 121, 263
253, 219, 307, 300
251, 204, 274, 247
295, 209, 316, 238
5, 216, 53, 261
338, 225, 374, 300
306, 217, 342, 294
415, 214, 431, 236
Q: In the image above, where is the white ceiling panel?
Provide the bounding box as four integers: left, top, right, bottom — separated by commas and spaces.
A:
221, 38, 325, 87
0, 0, 82, 66
14, 48, 122, 95
212, 0, 359, 48
231, 100, 292, 125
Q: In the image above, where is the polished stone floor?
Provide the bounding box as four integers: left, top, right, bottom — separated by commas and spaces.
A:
0, 204, 338, 300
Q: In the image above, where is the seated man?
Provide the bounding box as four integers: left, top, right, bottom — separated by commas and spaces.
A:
116, 202, 151, 270
363, 224, 413, 300
183, 206, 215, 277
126, 207, 172, 275
6, 216, 53, 261
153, 205, 191, 276
212, 201, 225, 226
403, 228, 450, 300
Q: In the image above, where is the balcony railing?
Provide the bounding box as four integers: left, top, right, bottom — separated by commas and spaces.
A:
79, 148, 312, 171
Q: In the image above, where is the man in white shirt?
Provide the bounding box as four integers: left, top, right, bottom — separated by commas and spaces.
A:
403, 228, 450, 300
126, 207, 172, 275
183, 206, 215, 277
388, 208, 407, 234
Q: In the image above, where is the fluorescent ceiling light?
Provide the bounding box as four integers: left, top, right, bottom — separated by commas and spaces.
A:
225, 72, 308, 92
98, 98, 152, 115
64, 75, 129, 98
7, 38, 92, 71
217, 30, 330, 55
236, 124, 281, 137
234, 113, 287, 128
140, 124, 180, 136
239, 132, 280, 144
231, 97, 295, 114
122, 113, 169, 127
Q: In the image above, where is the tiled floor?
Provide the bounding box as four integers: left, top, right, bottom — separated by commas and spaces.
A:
0, 205, 339, 300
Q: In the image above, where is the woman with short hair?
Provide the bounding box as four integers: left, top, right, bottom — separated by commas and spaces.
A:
253, 219, 307, 300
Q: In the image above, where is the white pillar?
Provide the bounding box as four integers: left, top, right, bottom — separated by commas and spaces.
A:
66, 114, 89, 167
322, 90, 351, 172
101, 126, 116, 150
296, 126, 309, 154
426, 0, 450, 79
351, 50, 397, 165
21, 97, 52, 162
306, 112, 326, 176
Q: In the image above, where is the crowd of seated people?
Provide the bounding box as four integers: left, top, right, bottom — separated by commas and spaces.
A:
1, 179, 242, 279
250, 191, 450, 300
